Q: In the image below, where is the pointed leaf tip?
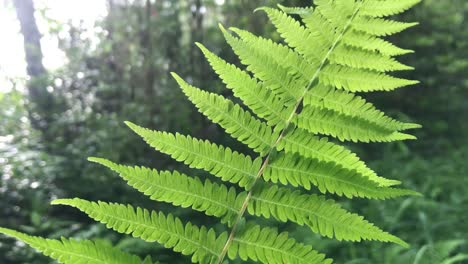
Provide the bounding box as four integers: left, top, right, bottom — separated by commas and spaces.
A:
398, 239, 410, 248
0, 227, 21, 236
194, 42, 204, 50
87, 157, 115, 169
87, 156, 102, 163
403, 189, 423, 197
195, 42, 209, 54
170, 72, 183, 83
253, 6, 268, 13
228, 26, 241, 33
51, 198, 74, 206
124, 121, 138, 130
218, 23, 227, 32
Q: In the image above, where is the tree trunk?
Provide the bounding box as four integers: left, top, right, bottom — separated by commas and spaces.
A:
13, 0, 54, 134
13, 0, 45, 79
144, 0, 155, 100
190, 0, 204, 81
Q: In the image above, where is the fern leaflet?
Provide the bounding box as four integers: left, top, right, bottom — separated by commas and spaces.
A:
0, 228, 153, 264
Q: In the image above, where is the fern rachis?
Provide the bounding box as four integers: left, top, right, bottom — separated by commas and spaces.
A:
1, 1, 422, 263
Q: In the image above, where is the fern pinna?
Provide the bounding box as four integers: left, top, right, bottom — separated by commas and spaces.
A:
1, 0, 422, 263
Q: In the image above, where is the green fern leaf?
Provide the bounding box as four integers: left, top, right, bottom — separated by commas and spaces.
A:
173, 73, 278, 155
197, 43, 291, 128
293, 3, 413, 56
53, 199, 330, 264
174, 70, 408, 181
278, 127, 400, 187
277, 4, 314, 16
330, 45, 412, 72
319, 64, 419, 92
342, 31, 413, 56
218, 30, 419, 140
218, 26, 418, 136
221, 26, 315, 105
352, 17, 419, 36
294, 106, 416, 142
300, 6, 337, 48
249, 184, 408, 247
259, 7, 326, 62
360, 0, 422, 17
52, 199, 225, 264
229, 26, 318, 79
0, 228, 148, 264
303, 85, 421, 132
90, 157, 405, 245
88, 158, 242, 224
125, 121, 261, 188
2, 2, 423, 263
263, 152, 420, 199
262, 4, 419, 93
229, 223, 332, 264
315, 0, 363, 30
320, 65, 419, 92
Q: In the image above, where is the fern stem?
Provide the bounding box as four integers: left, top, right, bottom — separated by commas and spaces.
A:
216, 2, 366, 263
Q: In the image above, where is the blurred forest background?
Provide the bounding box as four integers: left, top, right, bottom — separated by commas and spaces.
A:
0, 0, 466, 263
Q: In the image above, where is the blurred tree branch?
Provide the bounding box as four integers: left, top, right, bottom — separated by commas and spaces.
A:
13, 0, 55, 138
13, 0, 45, 77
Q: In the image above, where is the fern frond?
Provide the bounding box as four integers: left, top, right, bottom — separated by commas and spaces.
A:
220, 27, 419, 138
228, 26, 318, 79
125, 122, 261, 188
277, 4, 314, 16
0, 228, 148, 264
90, 158, 405, 246
361, 0, 422, 18
298, 4, 414, 55
304, 85, 421, 132
220, 26, 306, 105
315, 0, 362, 30
197, 43, 291, 128
259, 7, 326, 63
319, 65, 419, 92
262, 4, 419, 93
172, 73, 277, 155
330, 45, 412, 72
294, 106, 416, 142
220, 25, 418, 136
263, 153, 420, 199
52, 199, 225, 264
6, 2, 422, 263
342, 31, 413, 56
53, 199, 330, 264
229, 223, 332, 264
278, 127, 400, 186
352, 17, 419, 37
88, 158, 242, 224
249, 185, 408, 247
300, 6, 337, 48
